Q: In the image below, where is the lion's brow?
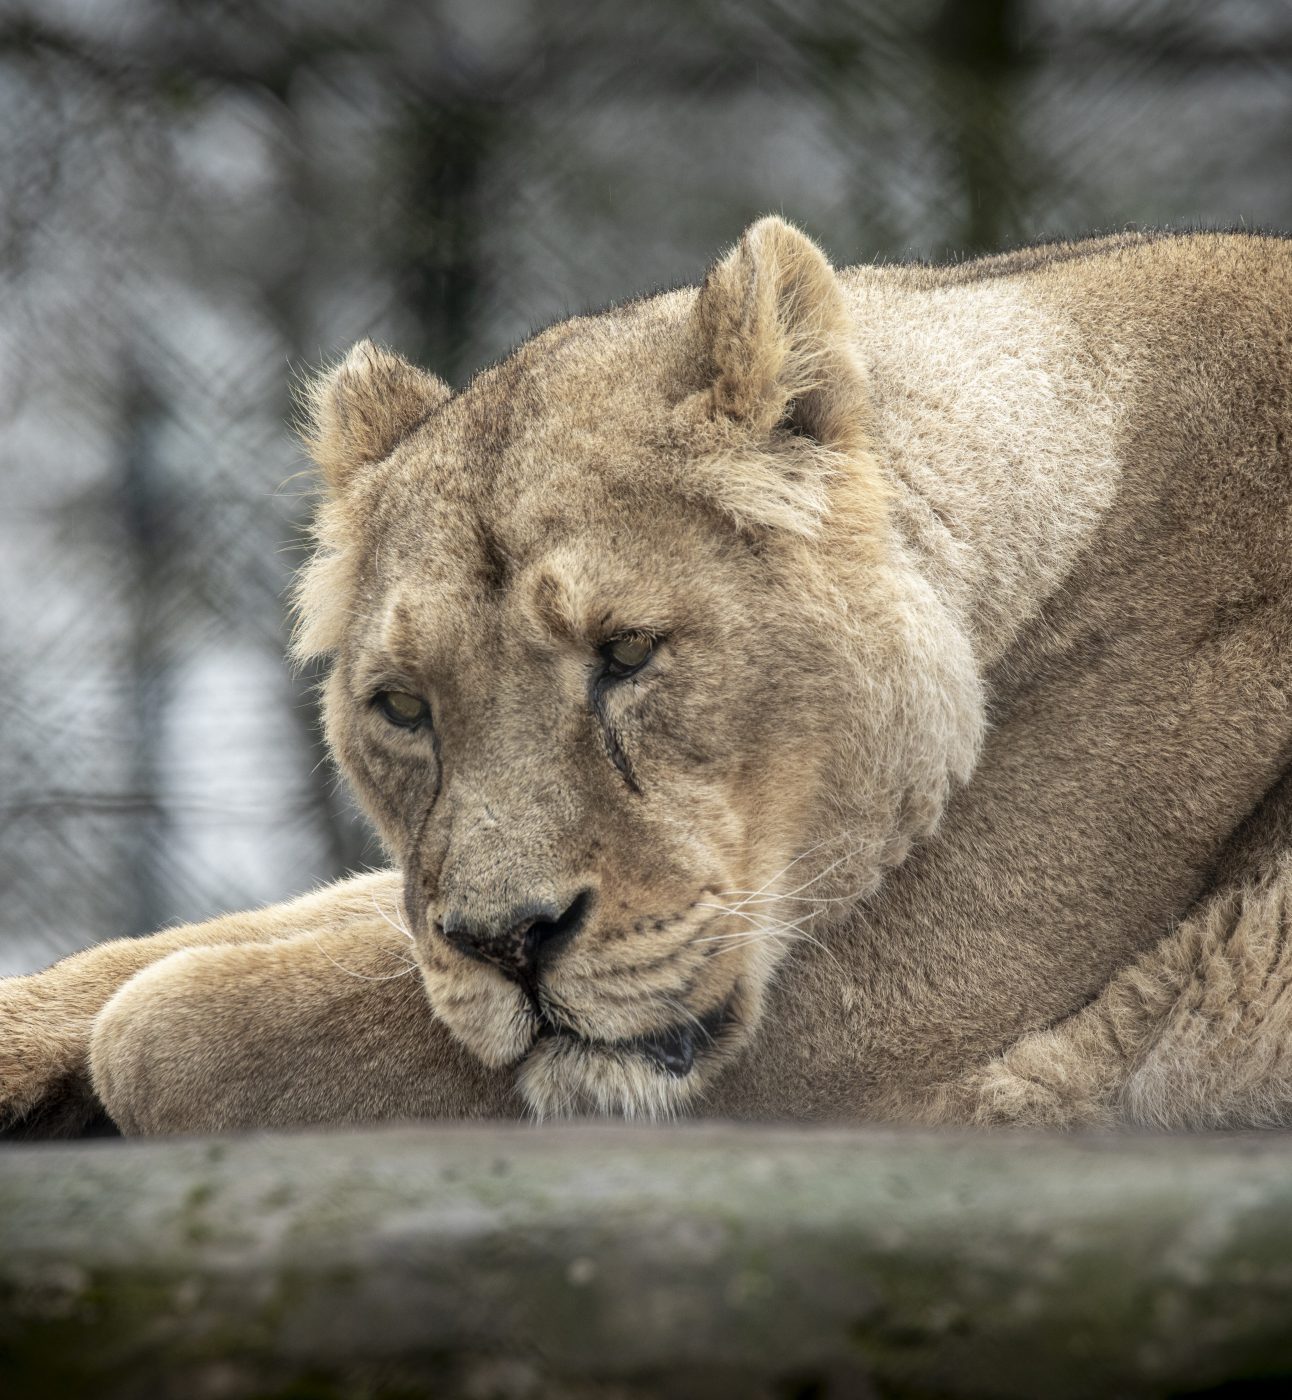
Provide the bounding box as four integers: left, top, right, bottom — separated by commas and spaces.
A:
366, 594, 458, 679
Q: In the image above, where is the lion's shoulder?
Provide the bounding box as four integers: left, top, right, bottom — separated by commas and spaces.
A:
849, 227, 1290, 294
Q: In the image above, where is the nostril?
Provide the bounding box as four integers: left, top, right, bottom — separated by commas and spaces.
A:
439, 889, 593, 982
524, 888, 593, 968
437, 916, 477, 971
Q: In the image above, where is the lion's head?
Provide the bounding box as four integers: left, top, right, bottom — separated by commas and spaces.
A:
293, 217, 983, 1117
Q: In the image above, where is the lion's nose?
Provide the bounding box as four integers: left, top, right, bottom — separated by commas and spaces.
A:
439, 889, 592, 985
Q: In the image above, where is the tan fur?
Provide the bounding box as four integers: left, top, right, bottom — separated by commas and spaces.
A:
3, 219, 1291, 1136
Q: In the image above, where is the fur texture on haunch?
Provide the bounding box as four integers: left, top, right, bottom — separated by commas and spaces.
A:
3, 219, 1292, 1137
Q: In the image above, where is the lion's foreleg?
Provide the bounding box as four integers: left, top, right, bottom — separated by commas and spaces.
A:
0, 871, 409, 1135
89, 915, 521, 1134
932, 859, 1292, 1130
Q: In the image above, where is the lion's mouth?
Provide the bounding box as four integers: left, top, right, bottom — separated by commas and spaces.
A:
535, 997, 734, 1078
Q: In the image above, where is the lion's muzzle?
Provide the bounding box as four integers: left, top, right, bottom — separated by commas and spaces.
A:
437, 888, 592, 991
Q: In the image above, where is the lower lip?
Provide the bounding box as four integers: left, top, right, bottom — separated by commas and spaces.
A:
538, 995, 735, 1078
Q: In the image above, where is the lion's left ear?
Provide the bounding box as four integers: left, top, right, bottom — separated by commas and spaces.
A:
689, 216, 866, 447
301, 340, 452, 493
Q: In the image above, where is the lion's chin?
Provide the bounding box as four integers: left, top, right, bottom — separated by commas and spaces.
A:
516, 999, 737, 1120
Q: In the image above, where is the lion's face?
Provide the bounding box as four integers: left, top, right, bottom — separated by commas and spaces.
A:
331, 443, 841, 1117
296, 219, 983, 1116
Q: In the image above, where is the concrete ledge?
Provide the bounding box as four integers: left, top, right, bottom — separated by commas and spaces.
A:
2, 1124, 1292, 1398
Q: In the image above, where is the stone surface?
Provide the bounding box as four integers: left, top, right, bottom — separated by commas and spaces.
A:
2, 1123, 1292, 1398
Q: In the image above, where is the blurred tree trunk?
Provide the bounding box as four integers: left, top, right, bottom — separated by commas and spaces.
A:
929, 0, 1030, 255
119, 367, 168, 935
396, 94, 504, 387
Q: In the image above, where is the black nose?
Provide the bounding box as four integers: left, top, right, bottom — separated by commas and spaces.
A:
439, 890, 592, 986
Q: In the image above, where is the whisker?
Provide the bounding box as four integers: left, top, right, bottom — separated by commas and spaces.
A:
371, 894, 417, 943
711, 886, 874, 908
712, 835, 871, 918
726, 831, 846, 904
694, 919, 810, 945
699, 901, 848, 975
772, 845, 871, 902
696, 904, 814, 937
309, 931, 421, 982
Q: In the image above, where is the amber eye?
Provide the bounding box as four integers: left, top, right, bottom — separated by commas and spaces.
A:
376, 690, 430, 729
602, 633, 655, 678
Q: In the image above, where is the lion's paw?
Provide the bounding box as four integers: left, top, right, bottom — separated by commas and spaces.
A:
961, 1060, 1073, 1127
0, 979, 92, 1134
0, 952, 138, 1137
952, 1031, 1114, 1130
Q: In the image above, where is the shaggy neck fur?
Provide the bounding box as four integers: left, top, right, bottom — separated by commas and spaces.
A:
844, 272, 1127, 669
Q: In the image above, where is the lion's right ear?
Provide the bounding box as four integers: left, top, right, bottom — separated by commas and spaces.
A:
672, 218, 878, 538
300, 340, 452, 493
688, 216, 864, 446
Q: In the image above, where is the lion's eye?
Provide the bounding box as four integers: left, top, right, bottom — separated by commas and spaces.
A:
376, 690, 430, 728
602, 633, 655, 678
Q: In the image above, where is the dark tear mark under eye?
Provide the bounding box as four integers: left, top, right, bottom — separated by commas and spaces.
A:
590, 678, 642, 795
428, 720, 444, 810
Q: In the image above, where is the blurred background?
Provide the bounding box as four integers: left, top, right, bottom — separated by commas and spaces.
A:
2, 0, 1290, 975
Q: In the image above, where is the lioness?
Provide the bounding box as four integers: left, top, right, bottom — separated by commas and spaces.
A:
4, 219, 1291, 1138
